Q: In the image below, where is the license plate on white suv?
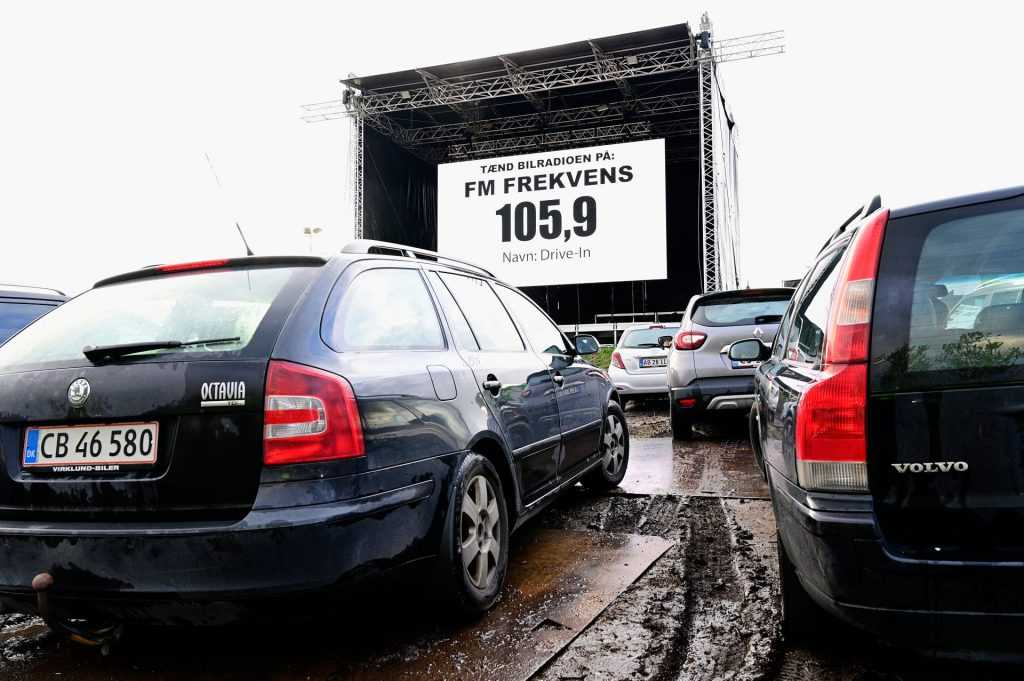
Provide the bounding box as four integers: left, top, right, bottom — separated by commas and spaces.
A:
23, 423, 159, 472
639, 357, 668, 368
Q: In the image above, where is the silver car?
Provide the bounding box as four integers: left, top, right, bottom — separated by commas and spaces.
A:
667, 288, 793, 439
607, 324, 679, 405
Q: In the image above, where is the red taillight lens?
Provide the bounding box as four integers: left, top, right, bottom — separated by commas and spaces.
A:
797, 363, 867, 462
796, 208, 888, 492
159, 259, 230, 273
823, 209, 889, 364
610, 351, 625, 369
263, 361, 365, 465
674, 331, 707, 350
795, 364, 869, 491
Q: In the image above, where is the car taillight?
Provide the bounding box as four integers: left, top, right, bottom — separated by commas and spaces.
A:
158, 259, 230, 273
796, 209, 888, 492
796, 363, 868, 491
610, 351, 625, 369
674, 331, 707, 350
263, 360, 365, 465
823, 209, 889, 364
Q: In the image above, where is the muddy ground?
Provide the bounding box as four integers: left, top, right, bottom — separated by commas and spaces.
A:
0, 403, 1021, 680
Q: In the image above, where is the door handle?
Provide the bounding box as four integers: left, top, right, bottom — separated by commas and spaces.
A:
552, 373, 564, 386
482, 378, 502, 395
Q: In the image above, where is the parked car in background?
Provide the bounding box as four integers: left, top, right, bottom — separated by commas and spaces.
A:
0, 241, 628, 634
0, 286, 66, 344
742, 186, 1024, 658
666, 288, 793, 439
607, 323, 679, 406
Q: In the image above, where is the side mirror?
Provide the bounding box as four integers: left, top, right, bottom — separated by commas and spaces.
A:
658, 335, 674, 350
728, 338, 770, 362
574, 334, 600, 356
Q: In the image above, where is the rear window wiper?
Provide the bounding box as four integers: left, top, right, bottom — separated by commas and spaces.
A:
83, 337, 241, 362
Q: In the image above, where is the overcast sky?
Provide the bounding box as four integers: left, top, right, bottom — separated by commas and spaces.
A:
2, 1, 1021, 295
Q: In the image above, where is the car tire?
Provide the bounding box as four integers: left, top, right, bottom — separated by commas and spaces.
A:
582, 402, 630, 491
778, 531, 827, 644
670, 405, 693, 440
435, 453, 509, 617
749, 407, 767, 481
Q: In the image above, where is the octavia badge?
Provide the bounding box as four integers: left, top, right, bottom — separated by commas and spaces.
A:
67, 378, 91, 408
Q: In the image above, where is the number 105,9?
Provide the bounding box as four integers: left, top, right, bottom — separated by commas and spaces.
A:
496, 196, 596, 243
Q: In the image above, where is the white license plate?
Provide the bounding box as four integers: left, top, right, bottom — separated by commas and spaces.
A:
639, 357, 668, 368
23, 422, 159, 471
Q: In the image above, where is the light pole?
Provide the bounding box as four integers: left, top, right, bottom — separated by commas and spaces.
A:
303, 227, 323, 254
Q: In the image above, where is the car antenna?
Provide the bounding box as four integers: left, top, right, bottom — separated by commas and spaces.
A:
204, 152, 255, 256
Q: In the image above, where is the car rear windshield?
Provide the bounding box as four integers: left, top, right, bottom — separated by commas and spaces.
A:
692, 297, 790, 327
0, 266, 316, 371
872, 200, 1024, 392
0, 302, 56, 345
621, 326, 678, 348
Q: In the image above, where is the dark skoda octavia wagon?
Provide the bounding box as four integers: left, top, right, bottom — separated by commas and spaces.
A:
0, 241, 627, 629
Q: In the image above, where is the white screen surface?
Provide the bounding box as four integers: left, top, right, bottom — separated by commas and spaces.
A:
437, 139, 667, 287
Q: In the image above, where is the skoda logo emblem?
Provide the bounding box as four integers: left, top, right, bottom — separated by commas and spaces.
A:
67, 378, 91, 408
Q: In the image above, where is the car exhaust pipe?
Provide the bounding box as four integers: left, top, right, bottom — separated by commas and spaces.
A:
32, 571, 123, 654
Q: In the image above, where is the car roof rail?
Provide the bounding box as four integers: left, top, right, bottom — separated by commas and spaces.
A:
817, 194, 882, 255
0, 283, 67, 297
342, 239, 495, 278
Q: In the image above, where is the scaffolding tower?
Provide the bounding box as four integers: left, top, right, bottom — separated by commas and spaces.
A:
304, 18, 782, 293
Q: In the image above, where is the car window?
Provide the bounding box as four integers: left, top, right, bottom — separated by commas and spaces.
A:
328, 268, 444, 351
772, 295, 800, 360
0, 267, 312, 369
429, 272, 479, 351
0, 302, 55, 345
785, 251, 843, 365
991, 289, 1021, 306
495, 286, 568, 356
692, 297, 791, 327
438, 274, 524, 352
872, 203, 1024, 391
620, 326, 679, 349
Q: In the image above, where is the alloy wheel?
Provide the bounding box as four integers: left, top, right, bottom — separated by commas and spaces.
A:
602, 414, 626, 476
461, 475, 501, 589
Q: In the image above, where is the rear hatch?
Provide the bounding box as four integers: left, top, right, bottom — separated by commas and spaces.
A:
0, 258, 322, 522
870, 192, 1024, 561
618, 325, 677, 373
689, 291, 790, 376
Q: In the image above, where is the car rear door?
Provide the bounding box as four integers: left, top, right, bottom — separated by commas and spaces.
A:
0, 261, 322, 522
869, 192, 1024, 573
758, 248, 847, 479
494, 285, 604, 478
433, 272, 562, 503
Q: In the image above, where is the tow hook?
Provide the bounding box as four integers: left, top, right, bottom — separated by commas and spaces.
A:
32, 572, 123, 654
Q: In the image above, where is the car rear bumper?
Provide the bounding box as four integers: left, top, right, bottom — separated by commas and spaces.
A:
0, 457, 452, 623
607, 366, 668, 396
772, 467, 1024, 660
669, 376, 755, 413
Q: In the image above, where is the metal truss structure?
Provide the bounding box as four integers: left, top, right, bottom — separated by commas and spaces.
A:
304, 19, 782, 290
698, 15, 719, 292
349, 114, 365, 239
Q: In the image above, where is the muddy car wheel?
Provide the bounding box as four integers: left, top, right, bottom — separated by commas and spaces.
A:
436, 453, 509, 617
582, 402, 629, 491
778, 531, 826, 644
